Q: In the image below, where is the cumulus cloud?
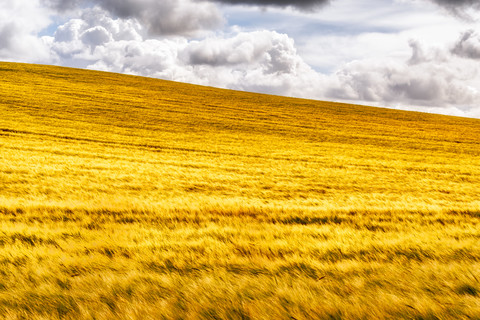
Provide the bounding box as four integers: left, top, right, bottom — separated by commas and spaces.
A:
326, 36, 480, 113
48, 8, 146, 65
186, 31, 299, 73
42, 0, 223, 36
80, 26, 112, 47
54, 19, 86, 43
182, 31, 326, 96
49, 10, 326, 98
329, 61, 477, 105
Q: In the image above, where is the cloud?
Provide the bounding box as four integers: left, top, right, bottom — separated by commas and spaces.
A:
80, 26, 112, 47
429, 0, 480, 9
98, 0, 224, 36
407, 39, 449, 65
326, 37, 480, 113
0, 0, 52, 62
0, 22, 16, 49
42, 0, 80, 11
183, 31, 327, 96
43, 0, 224, 36
49, 8, 144, 63
208, 0, 330, 10
47, 10, 325, 98
427, 0, 480, 18
452, 29, 480, 59
186, 31, 294, 69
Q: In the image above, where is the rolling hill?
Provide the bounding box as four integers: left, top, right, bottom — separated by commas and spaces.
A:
0, 61, 479, 319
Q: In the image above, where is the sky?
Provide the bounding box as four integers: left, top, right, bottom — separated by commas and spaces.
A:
2, 0, 480, 118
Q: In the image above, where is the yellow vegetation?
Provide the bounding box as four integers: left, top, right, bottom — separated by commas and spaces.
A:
0, 61, 479, 319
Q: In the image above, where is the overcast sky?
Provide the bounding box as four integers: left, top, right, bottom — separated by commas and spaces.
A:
2, 0, 480, 118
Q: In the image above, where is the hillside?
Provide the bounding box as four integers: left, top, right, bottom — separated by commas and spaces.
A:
0, 61, 479, 319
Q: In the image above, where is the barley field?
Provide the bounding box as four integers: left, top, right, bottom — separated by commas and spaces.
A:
0, 61, 479, 319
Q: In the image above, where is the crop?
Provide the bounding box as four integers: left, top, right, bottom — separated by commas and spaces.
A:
0, 61, 479, 319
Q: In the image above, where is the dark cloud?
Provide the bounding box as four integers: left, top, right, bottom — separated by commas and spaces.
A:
212, 0, 480, 12
452, 29, 480, 59
43, 0, 81, 12
42, 0, 331, 38
430, 0, 480, 8
43, 0, 223, 36
208, 0, 330, 10
428, 0, 480, 18
45, 0, 330, 13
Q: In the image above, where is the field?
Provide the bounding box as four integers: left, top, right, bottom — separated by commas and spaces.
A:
0, 61, 479, 319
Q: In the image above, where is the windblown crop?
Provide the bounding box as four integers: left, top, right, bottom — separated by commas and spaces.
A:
0, 62, 479, 319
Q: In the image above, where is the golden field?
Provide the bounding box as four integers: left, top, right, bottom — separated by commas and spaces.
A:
0, 61, 479, 319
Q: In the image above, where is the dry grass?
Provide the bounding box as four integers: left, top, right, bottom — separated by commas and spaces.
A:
0, 61, 479, 319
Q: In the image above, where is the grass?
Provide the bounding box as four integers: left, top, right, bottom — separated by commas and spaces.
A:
0, 61, 479, 319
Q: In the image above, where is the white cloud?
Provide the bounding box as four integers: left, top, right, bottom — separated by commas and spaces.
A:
49, 13, 326, 98
183, 31, 327, 97
0, 0, 52, 62
86, 39, 189, 81
54, 19, 87, 43
326, 36, 480, 114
